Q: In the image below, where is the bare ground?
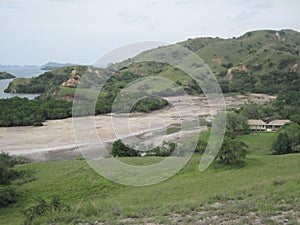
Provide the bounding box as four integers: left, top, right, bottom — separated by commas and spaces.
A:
0, 94, 275, 161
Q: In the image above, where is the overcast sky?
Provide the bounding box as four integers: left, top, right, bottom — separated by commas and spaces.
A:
0, 0, 299, 65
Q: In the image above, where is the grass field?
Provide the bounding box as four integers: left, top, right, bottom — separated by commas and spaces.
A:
1, 132, 299, 224
237, 132, 277, 155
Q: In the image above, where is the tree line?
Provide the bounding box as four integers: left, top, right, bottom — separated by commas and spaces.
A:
0, 97, 72, 127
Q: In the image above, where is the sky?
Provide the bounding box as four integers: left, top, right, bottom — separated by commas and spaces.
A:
0, 0, 300, 65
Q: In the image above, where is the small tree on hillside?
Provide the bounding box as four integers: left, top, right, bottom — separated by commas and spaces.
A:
272, 132, 291, 155
111, 139, 139, 157
217, 137, 247, 166
226, 112, 250, 135
272, 122, 300, 154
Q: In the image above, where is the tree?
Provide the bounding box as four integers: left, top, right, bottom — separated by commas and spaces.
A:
253, 81, 265, 93
217, 137, 247, 165
226, 112, 250, 135
195, 140, 208, 154
272, 122, 300, 154
111, 140, 139, 157
156, 141, 178, 156
0, 152, 31, 208
240, 103, 268, 119
0, 152, 18, 185
0, 186, 17, 207
272, 133, 291, 154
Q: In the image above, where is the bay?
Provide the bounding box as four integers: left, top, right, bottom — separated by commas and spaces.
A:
0, 67, 46, 99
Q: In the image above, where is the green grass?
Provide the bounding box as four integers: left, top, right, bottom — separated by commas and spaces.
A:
118, 156, 164, 166
198, 129, 211, 141
57, 86, 76, 97
1, 132, 299, 224
166, 125, 181, 135
237, 132, 277, 155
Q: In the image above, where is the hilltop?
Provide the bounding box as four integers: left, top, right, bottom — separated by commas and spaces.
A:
179, 29, 300, 93
181, 29, 300, 74
40, 61, 76, 70
123, 29, 300, 94
0, 71, 15, 79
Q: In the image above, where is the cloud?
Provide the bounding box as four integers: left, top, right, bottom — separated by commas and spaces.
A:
0, 0, 299, 65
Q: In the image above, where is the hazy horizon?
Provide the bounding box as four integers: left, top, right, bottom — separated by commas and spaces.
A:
1, 0, 300, 65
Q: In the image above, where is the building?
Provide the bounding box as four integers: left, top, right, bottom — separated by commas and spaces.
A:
248, 119, 266, 131
248, 119, 291, 132
266, 120, 291, 131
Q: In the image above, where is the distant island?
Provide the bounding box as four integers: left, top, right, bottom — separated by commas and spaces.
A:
0, 71, 15, 79
41, 61, 75, 70
0, 65, 39, 70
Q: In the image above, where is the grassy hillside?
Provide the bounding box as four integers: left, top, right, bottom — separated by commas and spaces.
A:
180, 29, 300, 74
4, 66, 87, 94
1, 132, 299, 224
111, 29, 300, 95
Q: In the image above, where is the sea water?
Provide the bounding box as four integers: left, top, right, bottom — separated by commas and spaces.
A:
0, 67, 46, 99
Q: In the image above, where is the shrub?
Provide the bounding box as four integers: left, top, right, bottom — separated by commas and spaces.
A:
111, 139, 139, 157
195, 140, 208, 153
0, 152, 31, 185
156, 141, 178, 157
131, 96, 169, 113
226, 112, 250, 135
0, 152, 32, 208
22, 196, 70, 225
272, 122, 300, 154
272, 133, 291, 154
217, 137, 247, 166
0, 186, 18, 207
0, 152, 18, 185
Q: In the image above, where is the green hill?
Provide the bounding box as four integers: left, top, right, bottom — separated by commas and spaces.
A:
4, 66, 87, 94
5, 29, 300, 97
181, 29, 300, 73
107, 29, 300, 95
0, 71, 15, 79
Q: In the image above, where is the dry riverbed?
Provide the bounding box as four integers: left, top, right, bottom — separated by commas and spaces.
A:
0, 94, 275, 161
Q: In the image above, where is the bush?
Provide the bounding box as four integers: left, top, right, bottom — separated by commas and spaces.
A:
217, 137, 247, 166
0, 186, 18, 207
111, 140, 139, 157
0, 152, 32, 208
195, 140, 208, 153
0, 152, 18, 185
22, 196, 70, 225
0, 152, 31, 185
131, 96, 169, 113
272, 133, 290, 154
226, 112, 250, 135
272, 122, 300, 154
156, 141, 178, 157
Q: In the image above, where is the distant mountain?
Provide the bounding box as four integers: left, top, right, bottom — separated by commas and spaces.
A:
0, 71, 15, 79
0, 65, 39, 70
41, 62, 75, 70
